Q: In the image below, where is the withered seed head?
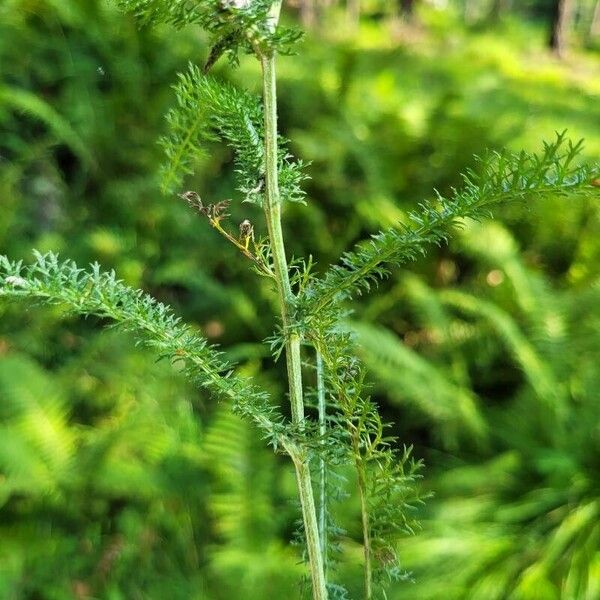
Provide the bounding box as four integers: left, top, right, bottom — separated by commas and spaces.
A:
179, 192, 231, 220
179, 191, 203, 212
210, 200, 231, 220
239, 219, 253, 238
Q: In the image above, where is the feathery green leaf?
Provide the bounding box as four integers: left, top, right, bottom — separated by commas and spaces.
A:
300, 133, 599, 318
0, 251, 289, 450
160, 64, 307, 204
115, 0, 302, 59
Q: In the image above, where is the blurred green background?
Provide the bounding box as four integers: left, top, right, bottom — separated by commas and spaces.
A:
1, 0, 599, 598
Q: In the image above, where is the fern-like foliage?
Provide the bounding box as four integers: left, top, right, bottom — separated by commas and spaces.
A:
0, 85, 92, 166
0, 251, 290, 451
299, 133, 599, 319
350, 320, 487, 449
161, 64, 307, 202
379, 222, 600, 600
199, 401, 305, 596
6, 0, 599, 593
115, 0, 302, 60
439, 290, 564, 411
289, 133, 597, 597
160, 67, 263, 195
0, 354, 75, 496
311, 329, 424, 597
202, 403, 276, 547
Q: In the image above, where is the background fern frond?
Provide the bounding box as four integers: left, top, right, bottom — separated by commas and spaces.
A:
439, 290, 564, 412
350, 321, 487, 449
0, 354, 75, 496
201, 401, 277, 547
0, 85, 92, 166
198, 401, 306, 597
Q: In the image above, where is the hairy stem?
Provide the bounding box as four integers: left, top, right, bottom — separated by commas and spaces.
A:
316, 350, 328, 579
261, 54, 304, 423
259, 15, 328, 599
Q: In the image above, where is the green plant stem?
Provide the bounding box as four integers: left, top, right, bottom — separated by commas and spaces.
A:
316, 350, 328, 578
260, 54, 304, 423
259, 36, 328, 600
293, 456, 328, 598
356, 455, 373, 600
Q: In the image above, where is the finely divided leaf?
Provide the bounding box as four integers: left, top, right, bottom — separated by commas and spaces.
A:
301, 134, 599, 317
161, 64, 307, 205
0, 251, 287, 449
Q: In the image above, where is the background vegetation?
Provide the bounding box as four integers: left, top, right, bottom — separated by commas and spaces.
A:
0, 0, 599, 598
